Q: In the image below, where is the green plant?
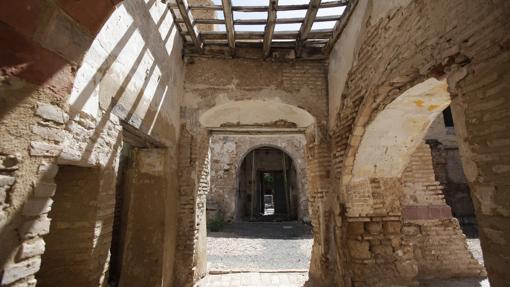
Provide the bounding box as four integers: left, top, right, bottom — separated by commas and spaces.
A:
208, 213, 224, 232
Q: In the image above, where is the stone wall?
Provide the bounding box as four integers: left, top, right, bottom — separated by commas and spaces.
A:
0, 0, 184, 285
208, 133, 308, 222
326, 0, 509, 286
177, 58, 329, 286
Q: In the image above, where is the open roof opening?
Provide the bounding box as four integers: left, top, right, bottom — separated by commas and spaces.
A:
165, 0, 353, 59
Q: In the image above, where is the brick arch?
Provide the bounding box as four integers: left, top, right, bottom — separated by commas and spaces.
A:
326, 1, 510, 286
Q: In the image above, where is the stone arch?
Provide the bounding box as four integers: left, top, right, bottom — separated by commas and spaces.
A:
234, 146, 300, 220
208, 134, 309, 223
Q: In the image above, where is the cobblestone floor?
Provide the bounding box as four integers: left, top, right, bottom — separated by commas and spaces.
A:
202, 222, 488, 287
207, 221, 312, 271
195, 272, 309, 287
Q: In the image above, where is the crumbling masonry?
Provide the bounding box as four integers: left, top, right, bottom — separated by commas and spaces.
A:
0, 0, 509, 286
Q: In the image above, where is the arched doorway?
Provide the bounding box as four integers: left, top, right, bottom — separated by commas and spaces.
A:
236, 147, 298, 222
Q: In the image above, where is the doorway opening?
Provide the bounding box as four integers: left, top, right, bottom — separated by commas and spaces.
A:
236, 147, 298, 222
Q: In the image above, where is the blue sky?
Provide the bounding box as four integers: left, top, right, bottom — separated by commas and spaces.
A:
210, 0, 346, 32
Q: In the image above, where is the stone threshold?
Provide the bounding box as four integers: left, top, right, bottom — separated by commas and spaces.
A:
209, 269, 308, 275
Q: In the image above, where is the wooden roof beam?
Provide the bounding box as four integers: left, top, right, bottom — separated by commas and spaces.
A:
170, 1, 347, 12
323, 0, 357, 54
222, 0, 236, 55
263, 0, 278, 58
296, 0, 321, 57
175, 14, 341, 26
199, 29, 333, 40
173, 0, 203, 50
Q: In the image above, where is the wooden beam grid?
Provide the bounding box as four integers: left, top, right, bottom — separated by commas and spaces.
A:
166, 0, 352, 59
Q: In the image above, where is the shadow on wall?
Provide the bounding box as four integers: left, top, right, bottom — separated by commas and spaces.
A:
0, 0, 182, 285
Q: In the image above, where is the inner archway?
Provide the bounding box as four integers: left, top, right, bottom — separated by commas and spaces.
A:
203, 133, 313, 283
236, 147, 298, 222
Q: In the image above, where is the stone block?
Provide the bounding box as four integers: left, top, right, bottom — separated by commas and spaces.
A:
17, 238, 46, 261
33, 182, 56, 198
37, 162, 59, 180
0, 23, 73, 87
402, 225, 420, 236
0, 175, 16, 203
35, 103, 69, 124
0, 154, 21, 171
29, 141, 62, 157
348, 240, 371, 259
348, 222, 365, 236
383, 222, 401, 234
372, 244, 393, 257
40, 11, 92, 62
0, 257, 41, 285
0, 174, 16, 187
56, 0, 116, 34
0, 0, 44, 38
19, 215, 52, 239
31, 124, 66, 142
366, 222, 383, 234
22, 199, 54, 216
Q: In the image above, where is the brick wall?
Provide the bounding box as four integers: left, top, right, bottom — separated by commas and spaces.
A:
325, 0, 509, 285
401, 143, 484, 279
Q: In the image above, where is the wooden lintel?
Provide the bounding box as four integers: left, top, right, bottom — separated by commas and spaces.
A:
174, 0, 202, 50
296, 0, 321, 57
263, 0, 278, 58
222, 0, 236, 55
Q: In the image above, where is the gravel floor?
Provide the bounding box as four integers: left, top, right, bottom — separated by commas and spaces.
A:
207, 222, 313, 271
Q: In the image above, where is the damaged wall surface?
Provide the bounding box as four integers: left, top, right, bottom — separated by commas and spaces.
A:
0, 0, 509, 287
0, 0, 183, 286
325, 0, 510, 286
208, 133, 309, 222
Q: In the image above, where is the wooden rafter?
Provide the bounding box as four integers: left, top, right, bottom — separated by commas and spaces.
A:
322, 0, 357, 54
198, 29, 333, 41
176, 15, 341, 26
169, 1, 347, 12
167, 0, 354, 60
174, 0, 203, 50
296, 0, 321, 57
221, 0, 235, 55
263, 0, 278, 58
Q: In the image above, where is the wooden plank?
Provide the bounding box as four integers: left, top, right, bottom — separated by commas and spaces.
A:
282, 151, 291, 219
250, 151, 256, 220
222, 0, 236, 55
296, 0, 321, 57
233, 14, 341, 25
174, 0, 203, 50
323, 0, 357, 54
263, 0, 278, 58
170, 1, 347, 12
198, 29, 333, 40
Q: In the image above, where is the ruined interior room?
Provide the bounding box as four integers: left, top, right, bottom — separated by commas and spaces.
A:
0, 0, 509, 287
